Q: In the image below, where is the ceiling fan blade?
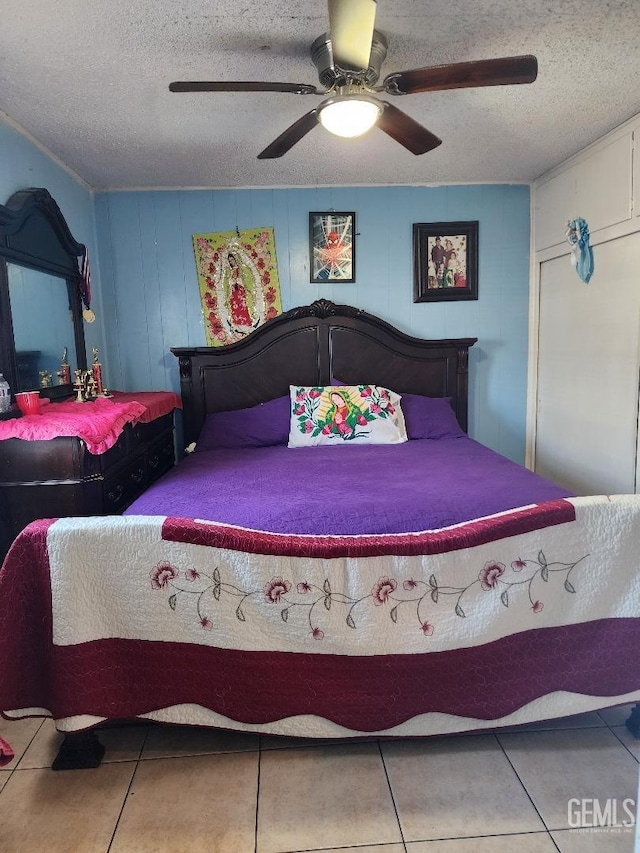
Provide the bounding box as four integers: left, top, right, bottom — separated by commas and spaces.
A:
383, 55, 538, 95
257, 109, 320, 159
169, 81, 319, 95
377, 103, 442, 155
328, 0, 377, 71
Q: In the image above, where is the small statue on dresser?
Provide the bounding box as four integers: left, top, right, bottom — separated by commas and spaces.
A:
72, 357, 110, 402
86, 372, 98, 399
91, 346, 104, 395
73, 368, 95, 402
74, 369, 86, 402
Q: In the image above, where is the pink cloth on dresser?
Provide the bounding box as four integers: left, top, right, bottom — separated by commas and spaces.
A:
0, 397, 147, 454
110, 390, 182, 422
0, 391, 181, 454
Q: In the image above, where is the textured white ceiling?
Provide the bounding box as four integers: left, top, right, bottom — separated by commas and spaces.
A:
1, 0, 639, 189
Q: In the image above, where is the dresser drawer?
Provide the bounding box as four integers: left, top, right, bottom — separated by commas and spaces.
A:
1, 479, 104, 539
0, 436, 96, 482
130, 414, 173, 448
102, 457, 148, 513
97, 427, 132, 474
146, 433, 175, 482
0, 395, 177, 553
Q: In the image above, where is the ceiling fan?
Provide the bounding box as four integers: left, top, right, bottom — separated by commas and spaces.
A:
169, 0, 538, 160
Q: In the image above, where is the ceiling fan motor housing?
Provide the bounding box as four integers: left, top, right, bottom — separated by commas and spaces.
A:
311, 30, 388, 88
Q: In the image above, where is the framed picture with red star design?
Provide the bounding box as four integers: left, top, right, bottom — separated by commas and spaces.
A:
309, 212, 355, 283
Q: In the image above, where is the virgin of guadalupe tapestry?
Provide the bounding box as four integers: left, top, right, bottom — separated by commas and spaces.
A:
193, 227, 282, 346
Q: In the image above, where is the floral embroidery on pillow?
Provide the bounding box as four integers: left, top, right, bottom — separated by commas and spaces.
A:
288, 385, 407, 446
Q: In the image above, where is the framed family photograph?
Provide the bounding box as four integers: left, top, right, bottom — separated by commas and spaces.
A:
309, 211, 355, 283
413, 221, 478, 302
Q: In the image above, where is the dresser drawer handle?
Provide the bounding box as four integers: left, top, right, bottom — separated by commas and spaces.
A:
107, 484, 123, 504
130, 467, 145, 484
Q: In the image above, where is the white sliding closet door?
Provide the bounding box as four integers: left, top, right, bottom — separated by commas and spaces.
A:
535, 233, 640, 495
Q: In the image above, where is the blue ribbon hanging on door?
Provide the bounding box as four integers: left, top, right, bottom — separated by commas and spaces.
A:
565, 218, 594, 283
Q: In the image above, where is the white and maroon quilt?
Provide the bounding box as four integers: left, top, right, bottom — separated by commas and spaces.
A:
1, 495, 639, 737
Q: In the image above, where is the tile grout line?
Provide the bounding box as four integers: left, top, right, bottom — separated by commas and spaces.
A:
279, 840, 407, 852
401, 830, 560, 844
608, 726, 640, 765
254, 737, 263, 853
9, 717, 45, 772
493, 733, 562, 852
138, 747, 258, 762
594, 715, 640, 782
0, 718, 46, 797
105, 726, 151, 853
377, 740, 408, 853
275, 830, 565, 853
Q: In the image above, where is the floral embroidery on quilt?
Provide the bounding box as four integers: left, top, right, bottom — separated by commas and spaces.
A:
150, 550, 588, 640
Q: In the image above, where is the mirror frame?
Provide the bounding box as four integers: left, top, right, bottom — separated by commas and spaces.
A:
0, 188, 87, 401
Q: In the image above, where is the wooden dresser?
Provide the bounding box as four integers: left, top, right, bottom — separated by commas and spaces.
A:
0, 394, 178, 559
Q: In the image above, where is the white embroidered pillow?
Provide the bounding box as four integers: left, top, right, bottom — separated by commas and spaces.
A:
287, 385, 408, 447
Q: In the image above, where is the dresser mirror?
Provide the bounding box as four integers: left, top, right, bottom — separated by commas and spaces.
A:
0, 188, 87, 401
8, 264, 77, 392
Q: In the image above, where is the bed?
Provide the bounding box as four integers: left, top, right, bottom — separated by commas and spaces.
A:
1, 298, 639, 768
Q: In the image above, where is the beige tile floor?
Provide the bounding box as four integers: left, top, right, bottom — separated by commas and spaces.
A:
0, 706, 638, 852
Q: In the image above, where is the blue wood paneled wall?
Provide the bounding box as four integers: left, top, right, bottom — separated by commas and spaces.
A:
1, 115, 531, 461
96, 183, 530, 462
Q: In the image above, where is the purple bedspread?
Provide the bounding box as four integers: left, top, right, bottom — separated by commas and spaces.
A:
126, 438, 572, 535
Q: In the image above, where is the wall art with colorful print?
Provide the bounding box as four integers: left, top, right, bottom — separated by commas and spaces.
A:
309, 212, 355, 283
193, 227, 282, 346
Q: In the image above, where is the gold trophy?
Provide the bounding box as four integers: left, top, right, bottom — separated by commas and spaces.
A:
58, 347, 71, 385
91, 347, 104, 395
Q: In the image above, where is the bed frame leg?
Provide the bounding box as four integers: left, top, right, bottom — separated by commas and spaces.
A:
625, 704, 640, 739
52, 730, 105, 770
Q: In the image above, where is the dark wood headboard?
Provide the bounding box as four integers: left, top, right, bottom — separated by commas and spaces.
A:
172, 299, 477, 446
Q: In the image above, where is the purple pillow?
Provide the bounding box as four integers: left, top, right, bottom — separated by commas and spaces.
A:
401, 394, 466, 439
195, 395, 290, 450
333, 378, 465, 439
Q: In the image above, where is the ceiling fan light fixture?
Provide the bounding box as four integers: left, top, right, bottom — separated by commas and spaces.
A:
318, 94, 382, 138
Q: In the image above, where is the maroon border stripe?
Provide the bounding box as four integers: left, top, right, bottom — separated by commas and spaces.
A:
6, 618, 638, 732
161, 499, 576, 558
